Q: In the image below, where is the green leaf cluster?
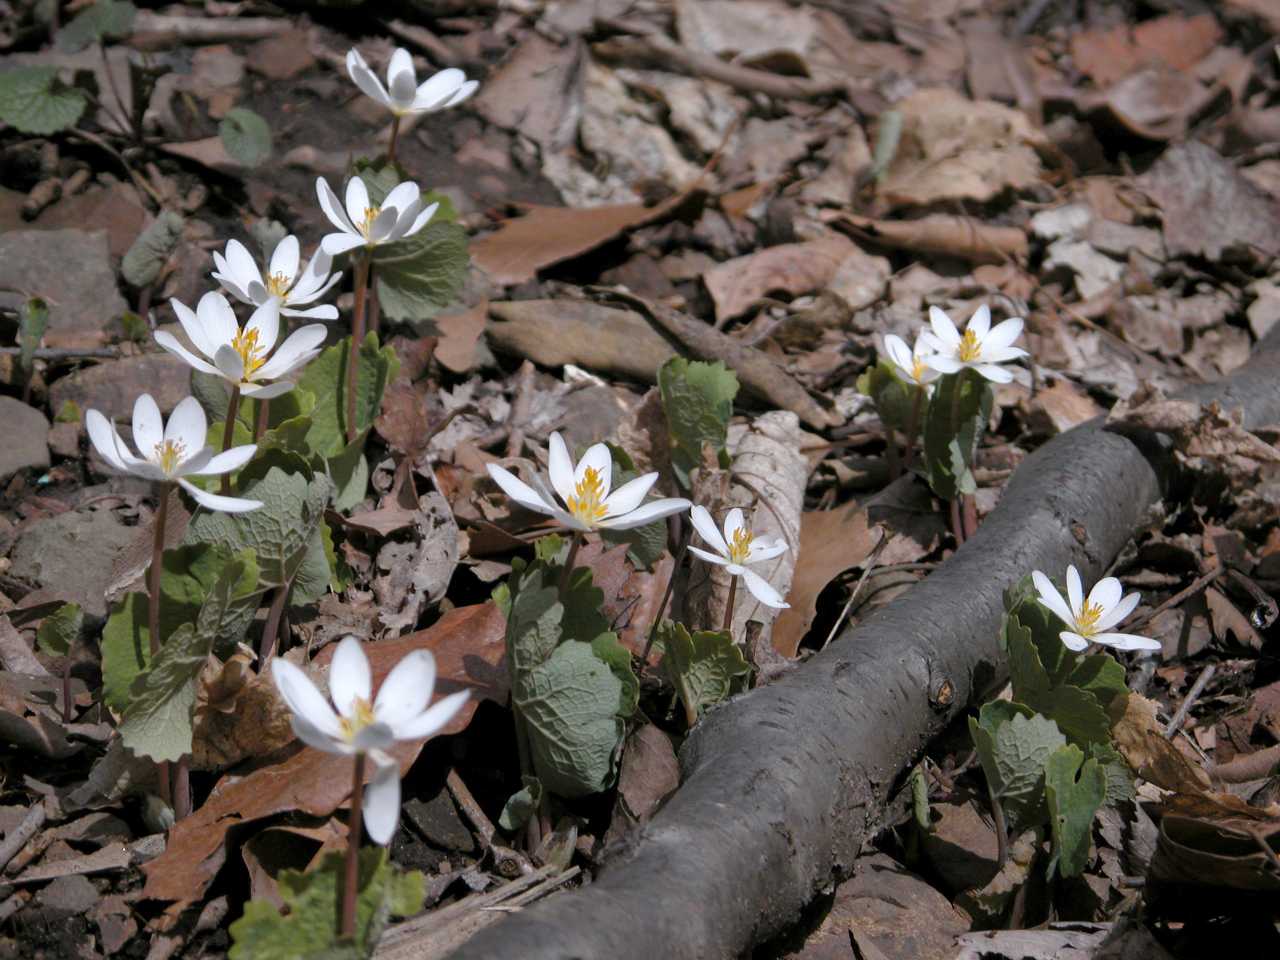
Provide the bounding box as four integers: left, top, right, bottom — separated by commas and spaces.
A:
56, 0, 137, 53
0, 66, 87, 134
122, 211, 184, 287
497, 544, 637, 799
37, 603, 82, 656
374, 221, 469, 325
923, 369, 992, 501
229, 848, 422, 959
658, 357, 739, 488
856, 359, 923, 433
220, 107, 273, 168
656, 621, 750, 720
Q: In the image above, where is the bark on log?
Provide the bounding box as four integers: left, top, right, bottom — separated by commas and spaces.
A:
449, 329, 1280, 960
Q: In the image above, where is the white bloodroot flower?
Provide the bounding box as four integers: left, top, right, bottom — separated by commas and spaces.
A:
486, 432, 691, 534
1031, 565, 1160, 653
157, 292, 327, 399
688, 505, 791, 609
211, 236, 340, 320
316, 176, 438, 256
346, 47, 477, 117
86, 394, 262, 513
882, 332, 942, 388
922, 305, 1028, 384
271, 637, 471, 844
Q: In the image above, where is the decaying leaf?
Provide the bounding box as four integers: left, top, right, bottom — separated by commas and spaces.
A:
1110, 693, 1212, 795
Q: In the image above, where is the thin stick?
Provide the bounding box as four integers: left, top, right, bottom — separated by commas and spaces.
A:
254, 397, 270, 442
346, 255, 371, 445
258, 583, 289, 663
1163, 663, 1216, 740
559, 532, 583, 599
149, 482, 173, 809
172, 755, 192, 820
387, 116, 402, 167
722, 577, 738, 635
949, 498, 965, 546
822, 531, 889, 649
0, 804, 45, 873
339, 753, 366, 942
962, 493, 979, 540
446, 769, 495, 850
219, 386, 240, 495
1127, 565, 1222, 631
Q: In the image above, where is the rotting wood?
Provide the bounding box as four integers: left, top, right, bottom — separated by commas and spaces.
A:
447, 328, 1280, 959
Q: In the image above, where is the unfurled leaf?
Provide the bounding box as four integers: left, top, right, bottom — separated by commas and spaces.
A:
219, 107, 272, 168
121, 211, 184, 287
36, 602, 82, 656
326, 436, 369, 513
969, 700, 1066, 834
658, 357, 739, 488
498, 775, 543, 831
856, 359, 921, 432
1044, 744, 1106, 878
56, 0, 137, 52
374, 221, 469, 325
229, 847, 422, 959
0, 66, 87, 134
1088, 741, 1136, 804
657, 621, 750, 719
295, 333, 400, 458
923, 368, 992, 501
18, 298, 48, 374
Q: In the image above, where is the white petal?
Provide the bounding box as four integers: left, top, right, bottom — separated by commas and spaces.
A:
1032, 570, 1075, 628
154, 330, 221, 376
967, 304, 991, 339
439, 79, 478, 109
244, 297, 281, 355
383, 199, 423, 244
352, 721, 395, 753
366, 205, 398, 244
1095, 632, 1162, 652
198, 291, 240, 351
164, 396, 208, 457
602, 473, 659, 519
290, 713, 345, 754
689, 504, 730, 556
316, 177, 357, 235
268, 235, 300, 284
1094, 591, 1140, 633
288, 248, 336, 301
722, 508, 747, 547
198, 444, 257, 476
213, 344, 245, 383
394, 690, 470, 739
361, 759, 401, 845
281, 303, 340, 321
741, 568, 789, 609
330, 637, 372, 717
1066, 565, 1084, 619
321, 232, 366, 256
271, 658, 344, 739
597, 498, 690, 530
170, 297, 216, 358
981, 317, 1023, 352
131, 393, 164, 457
487, 463, 556, 516
980, 345, 1028, 363
882, 334, 913, 376
179, 446, 214, 476
412, 68, 465, 109
546, 432, 576, 504
401, 202, 437, 240
225, 239, 263, 294
1087, 577, 1123, 616
344, 177, 371, 232
1059, 631, 1090, 651
688, 544, 730, 566
381, 180, 420, 217
239, 379, 299, 400
211, 271, 254, 306
575, 443, 613, 497
928, 306, 961, 346
972, 363, 1014, 383
924, 354, 963, 374
177, 477, 262, 513
374, 651, 436, 730
85, 409, 131, 472
346, 48, 392, 109
256, 324, 328, 380
746, 540, 788, 563
386, 48, 417, 106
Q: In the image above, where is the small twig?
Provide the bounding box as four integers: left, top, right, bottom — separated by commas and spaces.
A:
0, 346, 121, 359
1163, 663, 1215, 740
65, 130, 166, 207
1209, 742, 1280, 783
1127, 565, 1223, 632
822, 530, 889, 649
1226, 568, 1278, 629
0, 804, 45, 873
446, 769, 495, 850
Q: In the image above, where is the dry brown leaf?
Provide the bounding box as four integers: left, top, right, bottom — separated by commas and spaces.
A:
827, 212, 1027, 264
1070, 14, 1221, 87
580, 541, 672, 664
435, 300, 488, 374
1089, 65, 1211, 141
1112, 693, 1212, 795
141, 603, 507, 914
1151, 793, 1280, 892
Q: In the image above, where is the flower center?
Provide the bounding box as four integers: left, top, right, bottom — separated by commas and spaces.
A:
152, 439, 186, 476
264, 271, 292, 298
359, 205, 379, 239
566, 467, 609, 526
911, 356, 927, 383
338, 696, 377, 742
1077, 600, 1104, 636
958, 328, 982, 363
728, 526, 754, 565
231, 327, 266, 378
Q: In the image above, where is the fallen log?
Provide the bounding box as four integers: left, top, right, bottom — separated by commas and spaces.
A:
449, 327, 1280, 960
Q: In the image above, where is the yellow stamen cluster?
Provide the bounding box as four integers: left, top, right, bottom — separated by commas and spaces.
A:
264, 272, 292, 298
911, 356, 928, 383
338, 696, 377, 742
1076, 600, 1104, 637
360, 205, 379, 238
727, 526, 754, 565
957, 328, 982, 363
153, 439, 186, 476
566, 467, 609, 526
231, 327, 266, 378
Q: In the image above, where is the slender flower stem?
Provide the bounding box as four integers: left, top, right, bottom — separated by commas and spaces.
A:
722, 577, 738, 636
172, 756, 191, 821
148, 482, 172, 809
949, 373, 967, 544
339, 753, 366, 943
255, 397, 270, 442
387, 116, 401, 167
559, 532, 584, 599
368, 271, 381, 338
901, 387, 924, 472
641, 535, 688, 666
986, 776, 1009, 870
220, 386, 241, 495
885, 424, 901, 479
259, 583, 290, 663
346, 255, 371, 445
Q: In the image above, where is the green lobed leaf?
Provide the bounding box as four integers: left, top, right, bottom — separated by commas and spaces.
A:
0, 66, 87, 135
498, 775, 543, 832
295, 333, 400, 458
119, 550, 258, 763
923, 369, 991, 502
599, 445, 668, 569
657, 621, 751, 720
658, 357, 739, 488
18, 298, 48, 374
373, 221, 469, 324
856, 359, 923, 433
1088, 741, 1136, 805
219, 107, 273, 168
326, 436, 369, 513
36, 602, 82, 657
1044, 744, 1106, 878
56, 0, 137, 52
514, 640, 627, 797
969, 700, 1066, 835
121, 211, 185, 287
229, 847, 422, 959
